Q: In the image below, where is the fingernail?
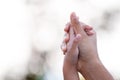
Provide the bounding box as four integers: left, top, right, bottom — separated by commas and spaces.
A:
90, 30, 95, 34
76, 34, 81, 40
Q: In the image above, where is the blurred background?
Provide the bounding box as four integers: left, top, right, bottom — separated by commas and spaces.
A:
0, 0, 120, 80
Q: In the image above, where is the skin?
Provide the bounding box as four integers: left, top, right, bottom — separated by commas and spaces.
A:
70, 12, 99, 70
62, 12, 114, 80
63, 27, 80, 80
62, 22, 94, 54
62, 21, 94, 71
62, 21, 94, 80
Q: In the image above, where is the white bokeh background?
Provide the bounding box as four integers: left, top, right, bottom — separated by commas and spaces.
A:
0, 0, 120, 80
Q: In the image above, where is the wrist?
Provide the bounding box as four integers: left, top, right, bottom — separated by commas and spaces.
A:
79, 59, 114, 80
79, 59, 102, 79
78, 57, 101, 72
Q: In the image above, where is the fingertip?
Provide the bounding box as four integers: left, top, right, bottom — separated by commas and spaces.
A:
61, 45, 67, 53
87, 30, 95, 36
71, 12, 76, 18
74, 34, 81, 42
70, 12, 79, 24
70, 13, 83, 35
64, 33, 70, 42
76, 34, 81, 40
64, 28, 68, 32
84, 25, 93, 32
64, 36, 69, 42
63, 47, 67, 53
64, 23, 70, 32
71, 34, 81, 50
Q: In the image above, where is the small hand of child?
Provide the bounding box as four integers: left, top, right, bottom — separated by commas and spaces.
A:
63, 26, 81, 80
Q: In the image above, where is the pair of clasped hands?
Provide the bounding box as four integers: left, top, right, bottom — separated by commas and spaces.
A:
61, 12, 114, 80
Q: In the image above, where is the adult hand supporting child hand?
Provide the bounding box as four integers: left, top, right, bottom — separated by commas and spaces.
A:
62, 12, 114, 80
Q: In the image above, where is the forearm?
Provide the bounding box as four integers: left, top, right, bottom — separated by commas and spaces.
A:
63, 58, 79, 80
63, 67, 79, 80
80, 59, 114, 80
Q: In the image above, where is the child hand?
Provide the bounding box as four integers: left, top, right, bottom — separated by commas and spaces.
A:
63, 25, 81, 80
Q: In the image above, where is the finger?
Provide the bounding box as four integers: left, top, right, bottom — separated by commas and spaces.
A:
84, 26, 94, 36
69, 34, 81, 54
64, 33, 70, 43
70, 12, 83, 34
61, 41, 67, 54
84, 25, 93, 32
69, 26, 74, 40
79, 22, 93, 32
87, 30, 95, 36
80, 22, 94, 36
64, 23, 70, 33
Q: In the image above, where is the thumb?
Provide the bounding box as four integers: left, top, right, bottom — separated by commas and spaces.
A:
70, 12, 82, 34
70, 34, 81, 53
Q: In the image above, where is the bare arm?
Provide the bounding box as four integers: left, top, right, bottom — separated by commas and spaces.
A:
62, 12, 114, 80
62, 26, 81, 80
70, 12, 114, 80
80, 58, 114, 80
63, 57, 80, 80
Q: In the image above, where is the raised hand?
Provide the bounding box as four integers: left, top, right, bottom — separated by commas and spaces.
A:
63, 26, 81, 80
62, 12, 114, 80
